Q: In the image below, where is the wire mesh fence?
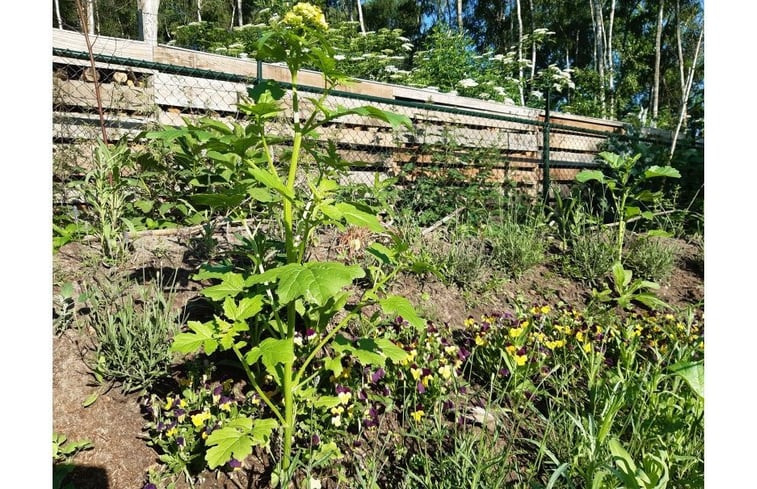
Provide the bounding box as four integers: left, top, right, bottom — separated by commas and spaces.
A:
52, 44, 703, 230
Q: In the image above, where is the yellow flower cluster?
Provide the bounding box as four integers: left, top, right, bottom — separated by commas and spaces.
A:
283, 2, 328, 31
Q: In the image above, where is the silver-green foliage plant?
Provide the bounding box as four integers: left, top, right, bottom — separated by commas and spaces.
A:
85, 277, 183, 393
168, 3, 419, 482
562, 228, 616, 286
624, 236, 677, 283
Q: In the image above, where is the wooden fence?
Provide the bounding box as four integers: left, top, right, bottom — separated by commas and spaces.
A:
52, 29, 675, 192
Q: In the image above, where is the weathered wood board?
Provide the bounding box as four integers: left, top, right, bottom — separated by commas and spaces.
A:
53, 79, 155, 113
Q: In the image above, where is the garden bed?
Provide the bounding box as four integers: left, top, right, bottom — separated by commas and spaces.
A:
53, 227, 703, 489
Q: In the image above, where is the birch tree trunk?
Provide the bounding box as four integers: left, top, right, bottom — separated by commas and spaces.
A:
590, 0, 607, 117
87, 0, 96, 34
356, 0, 366, 34
669, 27, 703, 164
138, 0, 161, 45
529, 0, 536, 84
457, 0, 463, 31
237, 0, 243, 26
652, 0, 665, 123
606, 0, 616, 118
55, 0, 64, 29
516, 0, 525, 105
197, 0, 203, 22
676, 1, 686, 96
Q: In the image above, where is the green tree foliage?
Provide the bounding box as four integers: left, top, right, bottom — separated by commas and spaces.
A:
52, 0, 703, 129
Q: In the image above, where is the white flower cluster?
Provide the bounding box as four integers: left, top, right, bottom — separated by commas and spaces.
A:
458, 78, 479, 88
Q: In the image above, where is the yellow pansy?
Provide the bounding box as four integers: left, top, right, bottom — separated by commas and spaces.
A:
191, 411, 211, 428
411, 410, 425, 422
410, 367, 422, 381
509, 327, 524, 338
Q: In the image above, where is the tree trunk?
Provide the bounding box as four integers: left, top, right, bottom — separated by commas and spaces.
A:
676, 0, 686, 96
590, 0, 607, 117
237, 0, 243, 26
652, 0, 665, 123
138, 0, 161, 45
356, 0, 366, 34
457, 0, 463, 31
669, 26, 703, 164
87, 0, 95, 34
606, 0, 616, 118
529, 0, 535, 84
516, 0, 524, 105
197, 0, 202, 22
55, 0, 64, 29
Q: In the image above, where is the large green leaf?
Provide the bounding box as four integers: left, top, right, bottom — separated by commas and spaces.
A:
379, 296, 425, 330
366, 242, 395, 264
339, 105, 412, 129
247, 79, 286, 102
202, 272, 246, 301
245, 338, 294, 378
321, 202, 384, 232
205, 417, 276, 469
644, 165, 681, 179
669, 360, 704, 398
254, 262, 364, 306
172, 321, 219, 354
223, 295, 264, 322
576, 169, 606, 184
374, 338, 409, 363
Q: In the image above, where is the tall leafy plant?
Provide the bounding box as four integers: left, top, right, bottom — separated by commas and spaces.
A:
168, 3, 419, 483
575, 152, 681, 264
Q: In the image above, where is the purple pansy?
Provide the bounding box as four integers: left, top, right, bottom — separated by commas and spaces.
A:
371, 368, 386, 383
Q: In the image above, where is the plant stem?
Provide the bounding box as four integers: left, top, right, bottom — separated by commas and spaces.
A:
231, 345, 285, 424
280, 70, 302, 473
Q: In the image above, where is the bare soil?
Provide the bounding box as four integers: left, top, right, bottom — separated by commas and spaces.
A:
52, 231, 703, 488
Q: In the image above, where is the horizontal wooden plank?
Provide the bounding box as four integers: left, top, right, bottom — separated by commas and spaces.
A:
543, 151, 597, 164
154, 72, 246, 112
53, 112, 151, 140
54, 29, 153, 61
392, 86, 541, 119
548, 131, 606, 152
53, 79, 154, 112
53, 56, 156, 75
154, 45, 256, 78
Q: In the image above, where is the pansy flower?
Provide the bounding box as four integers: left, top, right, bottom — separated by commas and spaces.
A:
335, 385, 352, 404
410, 408, 425, 422
370, 368, 386, 384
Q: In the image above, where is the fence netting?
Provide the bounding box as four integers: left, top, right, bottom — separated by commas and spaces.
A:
53, 48, 703, 231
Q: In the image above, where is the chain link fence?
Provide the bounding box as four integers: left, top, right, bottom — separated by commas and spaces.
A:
53, 46, 703, 229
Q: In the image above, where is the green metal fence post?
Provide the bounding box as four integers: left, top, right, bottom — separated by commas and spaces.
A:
542, 85, 551, 203
257, 59, 263, 84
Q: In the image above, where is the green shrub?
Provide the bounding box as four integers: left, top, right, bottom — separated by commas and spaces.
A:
624, 235, 677, 283
84, 276, 183, 393
561, 228, 616, 285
